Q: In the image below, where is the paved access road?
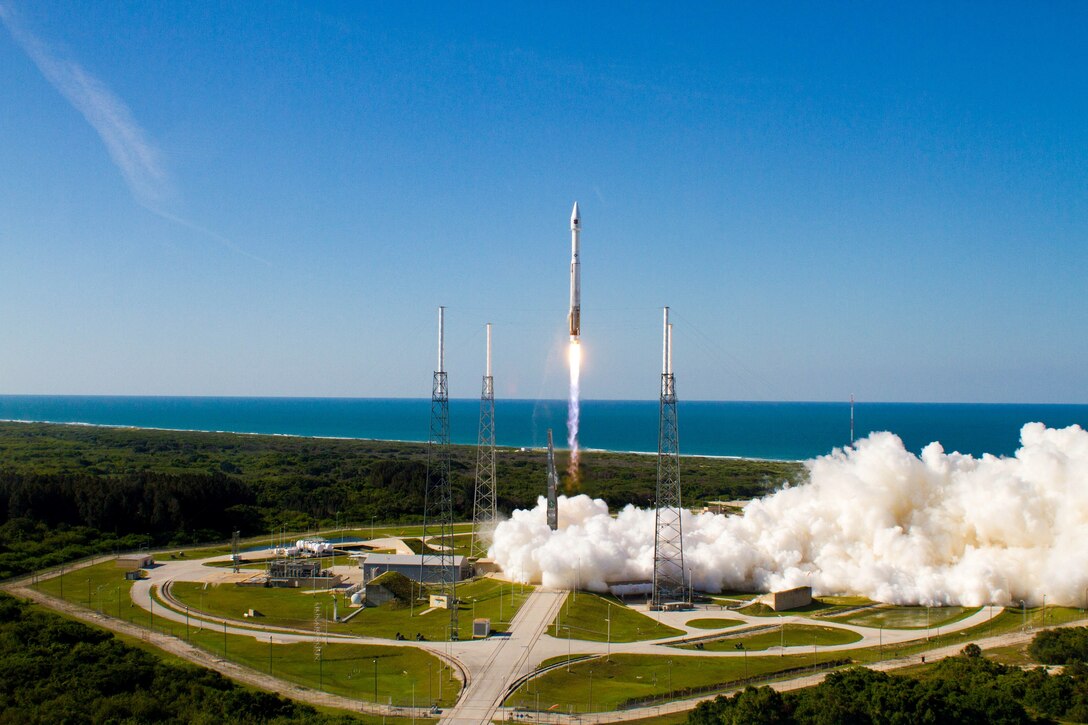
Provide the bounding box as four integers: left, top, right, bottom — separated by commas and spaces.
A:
440, 589, 566, 723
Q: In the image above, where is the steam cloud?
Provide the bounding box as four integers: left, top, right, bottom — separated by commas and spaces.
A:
490, 423, 1088, 607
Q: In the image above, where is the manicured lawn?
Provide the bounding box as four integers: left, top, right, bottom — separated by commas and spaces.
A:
685, 618, 744, 630
170, 577, 533, 641
827, 605, 978, 629
549, 592, 684, 642
676, 624, 861, 652
185, 628, 460, 707
507, 651, 847, 713
32, 560, 141, 621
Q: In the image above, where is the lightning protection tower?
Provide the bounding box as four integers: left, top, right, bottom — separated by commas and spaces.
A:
653, 307, 687, 609
546, 429, 559, 531
471, 323, 497, 557
421, 306, 458, 640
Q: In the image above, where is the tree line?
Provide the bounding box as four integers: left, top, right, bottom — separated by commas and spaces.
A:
0, 422, 801, 578
688, 643, 1088, 724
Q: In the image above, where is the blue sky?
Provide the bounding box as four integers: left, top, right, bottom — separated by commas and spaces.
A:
1, 2, 1085, 402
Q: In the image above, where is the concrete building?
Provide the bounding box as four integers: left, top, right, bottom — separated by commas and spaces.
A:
764, 586, 812, 612
360, 553, 469, 584
116, 553, 153, 570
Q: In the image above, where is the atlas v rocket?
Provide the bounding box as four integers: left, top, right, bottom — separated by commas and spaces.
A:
568, 202, 581, 341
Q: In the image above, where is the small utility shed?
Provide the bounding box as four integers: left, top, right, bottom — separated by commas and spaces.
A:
116, 553, 153, 570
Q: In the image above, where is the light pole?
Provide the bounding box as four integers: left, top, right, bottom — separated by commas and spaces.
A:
373, 657, 378, 702
371, 516, 376, 540
185, 607, 190, 640
1020, 600, 1027, 631
606, 602, 612, 662
588, 670, 593, 713
1042, 594, 1047, 626
269, 636, 273, 674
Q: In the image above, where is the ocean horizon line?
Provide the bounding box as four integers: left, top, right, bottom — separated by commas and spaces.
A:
1, 393, 1085, 407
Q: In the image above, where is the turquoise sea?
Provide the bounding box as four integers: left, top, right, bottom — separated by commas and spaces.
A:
1, 395, 1086, 461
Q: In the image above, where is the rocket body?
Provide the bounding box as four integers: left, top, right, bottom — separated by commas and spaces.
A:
569, 202, 581, 340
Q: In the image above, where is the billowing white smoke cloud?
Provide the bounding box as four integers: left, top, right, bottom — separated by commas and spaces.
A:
490, 423, 1088, 607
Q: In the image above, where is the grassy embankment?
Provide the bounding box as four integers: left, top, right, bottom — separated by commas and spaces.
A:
674, 623, 862, 652
686, 618, 744, 629
548, 591, 684, 642
506, 650, 847, 713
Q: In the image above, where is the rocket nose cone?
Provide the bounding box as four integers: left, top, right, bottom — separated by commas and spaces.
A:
571, 201, 580, 229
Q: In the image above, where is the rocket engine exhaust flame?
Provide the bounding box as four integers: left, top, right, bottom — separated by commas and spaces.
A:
490, 423, 1088, 607
567, 340, 581, 486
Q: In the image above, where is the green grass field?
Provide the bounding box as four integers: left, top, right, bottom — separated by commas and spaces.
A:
170, 576, 533, 641
676, 623, 862, 652
506, 651, 847, 713
827, 605, 978, 629
183, 628, 460, 707
549, 592, 684, 642
685, 618, 744, 630
32, 560, 142, 621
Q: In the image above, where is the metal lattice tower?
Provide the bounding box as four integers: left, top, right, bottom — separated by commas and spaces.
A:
421, 306, 458, 640
546, 429, 559, 531
231, 530, 241, 573
471, 323, 497, 558
653, 307, 687, 609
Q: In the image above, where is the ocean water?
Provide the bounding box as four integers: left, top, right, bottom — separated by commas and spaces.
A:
1, 395, 1086, 461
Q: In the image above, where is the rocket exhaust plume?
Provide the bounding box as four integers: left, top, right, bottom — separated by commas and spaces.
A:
489, 423, 1088, 608
567, 340, 581, 484
567, 202, 582, 485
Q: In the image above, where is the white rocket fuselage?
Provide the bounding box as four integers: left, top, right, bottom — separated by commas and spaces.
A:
569, 202, 581, 340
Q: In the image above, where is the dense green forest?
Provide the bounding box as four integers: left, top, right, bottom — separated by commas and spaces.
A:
688, 644, 1088, 724
0, 422, 802, 578
1029, 626, 1088, 664
0, 593, 353, 723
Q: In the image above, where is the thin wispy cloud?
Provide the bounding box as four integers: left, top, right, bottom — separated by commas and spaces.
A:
0, 4, 269, 265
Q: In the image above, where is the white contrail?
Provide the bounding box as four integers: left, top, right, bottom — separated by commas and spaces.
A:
0, 4, 268, 265
491, 422, 1088, 607
1, 4, 170, 208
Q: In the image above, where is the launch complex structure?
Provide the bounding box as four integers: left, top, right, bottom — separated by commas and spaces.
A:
437, 203, 691, 609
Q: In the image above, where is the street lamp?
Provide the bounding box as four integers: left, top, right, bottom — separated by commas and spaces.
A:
606, 602, 612, 661
373, 657, 378, 702
1020, 600, 1027, 631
